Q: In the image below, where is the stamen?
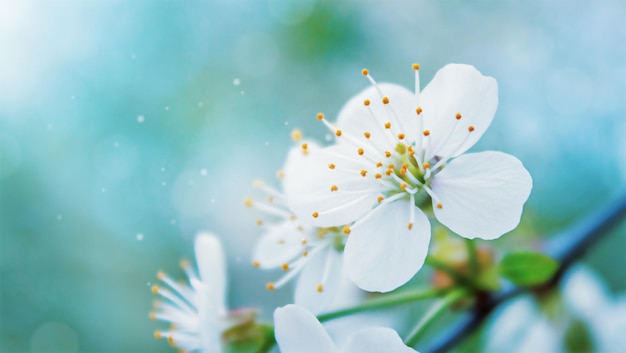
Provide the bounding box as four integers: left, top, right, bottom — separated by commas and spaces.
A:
267, 283, 275, 291
468, 125, 475, 132
416, 107, 423, 115
364, 132, 371, 138
357, 148, 364, 155
382, 96, 390, 104
316, 113, 324, 120
385, 122, 391, 129
429, 124, 476, 172
375, 173, 382, 179
330, 185, 338, 192
456, 113, 462, 120
317, 284, 324, 293
377, 195, 384, 203
244, 198, 253, 207
360, 170, 367, 177
328, 163, 336, 169
385, 151, 392, 158
312, 212, 319, 218
291, 129, 302, 141
376, 162, 383, 167
423, 162, 430, 169
363, 99, 370, 106
398, 133, 405, 140
413, 63, 421, 99
423, 130, 430, 136
277, 170, 285, 179
342, 226, 351, 235
253, 260, 260, 268
362, 68, 369, 76
335, 130, 342, 137
281, 263, 289, 271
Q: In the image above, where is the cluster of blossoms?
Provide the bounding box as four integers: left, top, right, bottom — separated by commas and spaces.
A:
150, 63, 532, 352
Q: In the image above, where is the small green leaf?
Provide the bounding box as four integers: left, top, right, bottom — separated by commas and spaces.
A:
499, 251, 559, 286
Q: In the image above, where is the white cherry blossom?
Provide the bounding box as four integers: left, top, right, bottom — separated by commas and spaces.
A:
274, 304, 418, 353
247, 141, 351, 314
150, 233, 252, 353
284, 64, 532, 292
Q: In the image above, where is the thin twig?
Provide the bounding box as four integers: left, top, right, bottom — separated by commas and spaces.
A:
423, 192, 626, 353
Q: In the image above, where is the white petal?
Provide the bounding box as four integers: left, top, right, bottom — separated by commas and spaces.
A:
560, 265, 610, 320
274, 305, 339, 353
344, 327, 419, 353
421, 64, 498, 160
431, 151, 532, 240
252, 220, 308, 269
194, 233, 227, 310
336, 83, 419, 150
284, 143, 382, 227
295, 248, 343, 315
344, 200, 431, 292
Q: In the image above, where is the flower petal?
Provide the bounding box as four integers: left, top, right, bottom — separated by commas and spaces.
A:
252, 220, 308, 269
344, 200, 430, 292
336, 83, 420, 151
420, 64, 498, 161
274, 304, 339, 353
431, 151, 532, 240
284, 143, 382, 227
295, 247, 343, 315
344, 327, 419, 353
194, 232, 227, 310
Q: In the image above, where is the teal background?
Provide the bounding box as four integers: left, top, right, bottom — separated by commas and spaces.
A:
1, 0, 625, 352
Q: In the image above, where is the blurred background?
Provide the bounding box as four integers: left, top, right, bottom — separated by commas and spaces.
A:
1, 0, 625, 352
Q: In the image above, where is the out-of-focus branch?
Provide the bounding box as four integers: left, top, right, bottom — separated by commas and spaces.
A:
423, 193, 626, 353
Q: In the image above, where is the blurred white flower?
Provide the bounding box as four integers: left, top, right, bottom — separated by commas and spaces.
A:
284, 64, 532, 292
247, 142, 352, 314
274, 304, 418, 353
150, 233, 253, 353
484, 265, 626, 353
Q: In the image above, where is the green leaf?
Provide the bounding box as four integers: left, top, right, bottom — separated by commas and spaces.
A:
499, 251, 559, 286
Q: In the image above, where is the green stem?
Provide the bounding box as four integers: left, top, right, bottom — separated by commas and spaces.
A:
317, 287, 441, 322
404, 288, 469, 347
425, 256, 470, 284
465, 238, 479, 274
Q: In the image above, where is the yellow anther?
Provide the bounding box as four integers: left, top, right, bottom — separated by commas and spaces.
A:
456, 112, 462, 120
342, 226, 351, 235
364, 131, 371, 138
362, 68, 369, 76
384, 122, 391, 129
377, 196, 384, 203
416, 107, 423, 115
253, 260, 260, 268
256, 218, 263, 226
335, 129, 342, 137
267, 283, 276, 291
388, 163, 395, 169
167, 335, 175, 345
301, 143, 308, 150
297, 225, 304, 231
385, 169, 393, 176
277, 170, 285, 179
281, 263, 289, 271
400, 183, 408, 191
360, 170, 367, 177
423, 130, 430, 136
179, 259, 190, 269
364, 99, 371, 106
375, 173, 382, 179
157, 271, 165, 280
357, 148, 364, 155
330, 185, 338, 192
151, 285, 159, 294
399, 168, 406, 176
328, 163, 336, 169
244, 198, 253, 207
312, 212, 319, 218
149, 312, 156, 321
382, 96, 390, 104
303, 250, 309, 256
317, 284, 324, 293
155, 331, 162, 339
398, 133, 405, 140
436, 203, 443, 209
385, 151, 391, 158
423, 162, 431, 169
301, 238, 307, 245
316, 112, 324, 120
291, 129, 302, 141
408, 223, 413, 230
277, 239, 285, 244
412, 63, 421, 70
289, 214, 297, 220
468, 125, 475, 132
376, 162, 383, 167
